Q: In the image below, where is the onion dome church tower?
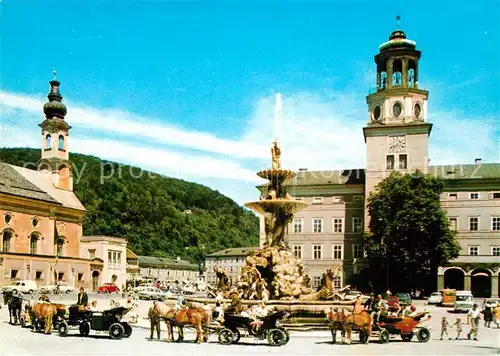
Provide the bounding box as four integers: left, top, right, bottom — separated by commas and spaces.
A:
363, 18, 433, 229
38, 71, 73, 191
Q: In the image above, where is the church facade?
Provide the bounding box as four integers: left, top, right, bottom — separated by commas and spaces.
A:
261, 26, 500, 298
0, 77, 90, 288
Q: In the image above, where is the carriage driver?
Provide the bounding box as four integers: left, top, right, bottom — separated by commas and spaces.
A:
76, 286, 89, 308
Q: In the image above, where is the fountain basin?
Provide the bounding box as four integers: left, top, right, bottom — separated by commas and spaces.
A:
245, 199, 308, 215
257, 168, 296, 181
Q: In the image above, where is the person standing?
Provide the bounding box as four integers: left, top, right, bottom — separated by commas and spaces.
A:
483, 301, 493, 328
453, 318, 462, 340
148, 301, 161, 340
76, 286, 88, 307
467, 304, 481, 341
440, 316, 451, 340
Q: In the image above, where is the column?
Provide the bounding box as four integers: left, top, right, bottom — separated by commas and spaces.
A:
464, 274, 471, 291
387, 59, 394, 88
402, 59, 408, 87
437, 274, 444, 291
491, 275, 499, 297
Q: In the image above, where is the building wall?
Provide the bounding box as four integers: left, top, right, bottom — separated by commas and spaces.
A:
205, 256, 248, 285
139, 266, 198, 282
80, 239, 127, 288
0, 207, 88, 287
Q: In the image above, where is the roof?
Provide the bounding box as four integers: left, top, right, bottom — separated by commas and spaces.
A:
0, 162, 85, 211
126, 248, 139, 260
81, 235, 127, 245
207, 247, 257, 258
284, 163, 500, 188
428, 163, 500, 179
137, 255, 199, 270
0, 163, 59, 203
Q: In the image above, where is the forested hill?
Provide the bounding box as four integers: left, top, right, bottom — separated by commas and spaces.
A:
0, 148, 259, 263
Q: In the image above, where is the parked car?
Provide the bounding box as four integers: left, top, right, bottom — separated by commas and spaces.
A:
137, 287, 167, 300
453, 290, 474, 312
40, 282, 75, 294
97, 283, 120, 294
1, 280, 38, 294
182, 285, 196, 295
394, 293, 412, 306
427, 292, 443, 305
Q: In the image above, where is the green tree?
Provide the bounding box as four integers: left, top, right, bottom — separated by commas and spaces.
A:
363, 170, 460, 292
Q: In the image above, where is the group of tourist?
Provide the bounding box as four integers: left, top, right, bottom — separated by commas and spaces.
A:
360, 291, 418, 325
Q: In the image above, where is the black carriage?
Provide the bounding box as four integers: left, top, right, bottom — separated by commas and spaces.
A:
58, 305, 133, 339
217, 310, 290, 346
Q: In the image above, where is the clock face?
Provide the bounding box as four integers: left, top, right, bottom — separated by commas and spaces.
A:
372, 106, 381, 122
414, 103, 422, 118
388, 135, 406, 153
392, 102, 402, 117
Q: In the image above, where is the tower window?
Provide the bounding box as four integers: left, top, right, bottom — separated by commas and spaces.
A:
45, 134, 52, 149
2, 230, 12, 252
408, 59, 417, 88
392, 102, 403, 117
58, 135, 65, 150
392, 59, 402, 86
386, 155, 395, 170
399, 154, 408, 169
372, 106, 381, 121
380, 71, 388, 89
414, 103, 422, 119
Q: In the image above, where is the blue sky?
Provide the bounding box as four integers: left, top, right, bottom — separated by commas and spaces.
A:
1, 1, 499, 205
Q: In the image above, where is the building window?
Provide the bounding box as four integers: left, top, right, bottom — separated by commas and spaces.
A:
332, 196, 341, 203
57, 272, 64, 281
468, 217, 479, 231
30, 234, 38, 254
448, 193, 458, 199
386, 155, 395, 170
293, 218, 303, 234
312, 276, 322, 288
353, 196, 363, 203
4, 214, 12, 224
333, 276, 342, 289
11, 269, 18, 279
108, 250, 122, 270
58, 135, 65, 150
312, 197, 323, 204
35, 271, 43, 280
88, 249, 96, 259
353, 245, 364, 259
293, 245, 302, 259
313, 245, 322, 259
313, 218, 323, 233
78, 273, 84, 281
399, 154, 408, 169
32, 218, 39, 228
45, 134, 52, 149
468, 246, 479, 256
491, 192, 500, 199
333, 218, 343, 233
469, 192, 479, 200
491, 246, 500, 256
492, 217, 500, 231
332, 245, 343, 259
55, 238, 64, 256
294, 197, 304, 202
352, 217, 363, 233
2, 230, 12, 252
449, 218, 457, 231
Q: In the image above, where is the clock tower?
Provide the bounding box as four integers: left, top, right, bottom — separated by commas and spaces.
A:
363, 20, 432, 230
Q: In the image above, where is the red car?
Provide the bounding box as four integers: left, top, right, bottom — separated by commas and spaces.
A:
97, 283, 120, 293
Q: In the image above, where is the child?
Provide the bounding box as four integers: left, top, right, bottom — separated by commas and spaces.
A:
453, 318, 462, 340
440, 316, 451, 340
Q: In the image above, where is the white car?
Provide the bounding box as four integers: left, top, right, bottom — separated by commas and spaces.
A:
182, 285, 196, 295
39, 282, 75, 294
137, 287, 167, 300
1, 280, 38, 294
427, 292, 443, 305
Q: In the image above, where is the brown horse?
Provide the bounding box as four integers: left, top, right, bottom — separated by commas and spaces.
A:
155, 303, 211, 343
326, 308, 372, 344
31, 302, 66, 334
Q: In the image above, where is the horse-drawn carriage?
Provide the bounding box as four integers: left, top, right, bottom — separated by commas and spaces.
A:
58, 305, 133, 339
217, 310, 291, 346
375, 312, 431, 343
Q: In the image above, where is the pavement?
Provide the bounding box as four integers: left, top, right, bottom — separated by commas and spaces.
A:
0, 292, 498, 355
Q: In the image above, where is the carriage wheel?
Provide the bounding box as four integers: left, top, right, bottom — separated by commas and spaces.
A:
281, 328, 290, 345
79, 322, 90, 336
109, 323, 125, 340
58, 322, 69, 337
122, 322, 133, 338
416, 328, 430, 343
267, 328, 287, 346
378, 328, 389, 344
230, 328, 240, 343
401, 333, 413, 342
359, 330, 369, 344
218, 328, 234, 345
